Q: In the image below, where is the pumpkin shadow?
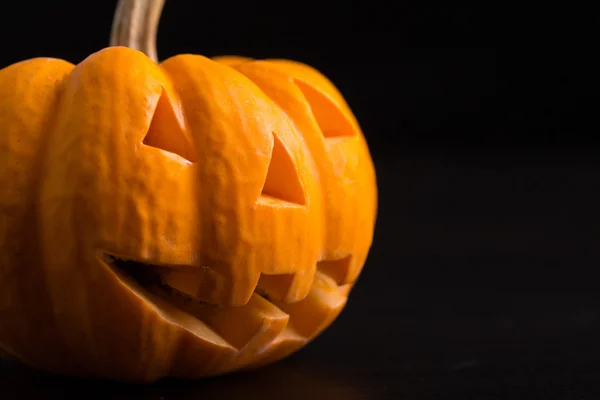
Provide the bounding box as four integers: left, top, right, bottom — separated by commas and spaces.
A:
0, 356, 367, 400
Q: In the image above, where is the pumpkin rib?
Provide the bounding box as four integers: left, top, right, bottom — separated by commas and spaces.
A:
157, 53, 323, 307
202, 58, 365, 364
275, 64, 377, 286
0, 58, 79, 373
222, 59, 362, 286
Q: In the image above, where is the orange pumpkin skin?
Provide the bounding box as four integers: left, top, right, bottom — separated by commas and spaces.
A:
0, 47, 377, 381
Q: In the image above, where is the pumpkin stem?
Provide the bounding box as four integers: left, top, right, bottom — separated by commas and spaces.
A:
110, 0, 166, 63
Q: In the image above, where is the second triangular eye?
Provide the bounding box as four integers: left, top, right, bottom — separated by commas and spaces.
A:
260, 133, 307, 206
294, 79, 356, 139
143, 89, 197, 162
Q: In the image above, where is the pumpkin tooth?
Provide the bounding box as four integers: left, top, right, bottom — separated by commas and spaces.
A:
256, 273, 295, 301
241, 271, 350, 370
241, 325, 305, 370
202, 293, 290, 364
316, 255, 353, 285
255, 267, 316, 304
149, 286, 290, 359
256, 255, 355, 303
265, 270, 348, 340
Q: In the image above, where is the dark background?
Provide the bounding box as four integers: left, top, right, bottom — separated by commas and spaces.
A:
2, 1, 600, 398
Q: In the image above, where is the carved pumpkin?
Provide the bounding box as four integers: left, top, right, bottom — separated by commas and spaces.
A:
0, 0, 377, 381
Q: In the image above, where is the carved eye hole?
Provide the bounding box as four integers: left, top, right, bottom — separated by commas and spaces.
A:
294, 79, 356, 139
143, 89, 197, 162
259, 132, 306, 206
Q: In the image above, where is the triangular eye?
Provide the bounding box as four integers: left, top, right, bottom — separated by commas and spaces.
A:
259, 133, 306, 205
143, 89, 197, 162
294, 79, 356, 139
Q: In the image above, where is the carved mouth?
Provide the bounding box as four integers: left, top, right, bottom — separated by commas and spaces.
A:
101, 254, 216, 311
100, 251, 353, 372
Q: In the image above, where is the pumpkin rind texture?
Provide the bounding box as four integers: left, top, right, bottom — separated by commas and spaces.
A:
0, 47, 377, 381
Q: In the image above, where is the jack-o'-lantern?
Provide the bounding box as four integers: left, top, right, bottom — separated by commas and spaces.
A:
0, 0, 377, 381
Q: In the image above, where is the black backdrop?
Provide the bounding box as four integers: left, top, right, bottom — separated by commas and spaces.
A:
2, 1, 600, 398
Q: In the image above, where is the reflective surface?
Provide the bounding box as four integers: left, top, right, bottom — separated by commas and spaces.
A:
3, 150, 600, 399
